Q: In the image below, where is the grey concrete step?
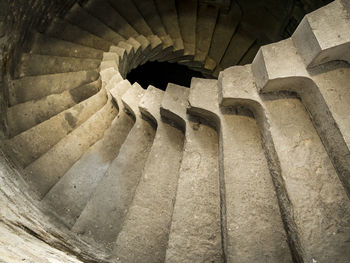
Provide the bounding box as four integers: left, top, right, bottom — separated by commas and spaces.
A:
71, 83, 156, 250
9, 70, 99, 106
17, 53, 101, 77
64, 3, 126, 45
46, 18, 113, 51
7, 78, 101, 137
30, 33, 104, 59
214, 27, 256, 75
5, 88, 107, 167
165, 83, 222, 262
130, 0, 174, 61
220, 64, 350, 262
188, 76, 292, 262
114, 86, 185, 262
204, 3, 241, 72
24, 94, 118, 199
190, 3, 219, 67
265, 97, 350, 262
176, 0, 197, 59
154, 0, 185, 58
42, 80, 134, 227
292, 0, 350, 68
252, 38, 350, 200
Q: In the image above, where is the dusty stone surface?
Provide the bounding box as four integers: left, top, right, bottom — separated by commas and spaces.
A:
9, 70, 99, 106
265, 97, 350, 262
43, 80, 133, 227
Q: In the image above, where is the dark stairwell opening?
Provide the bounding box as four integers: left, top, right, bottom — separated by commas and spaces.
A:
126, 61, 206, 90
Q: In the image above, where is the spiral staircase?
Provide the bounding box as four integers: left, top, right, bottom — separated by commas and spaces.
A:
1, 0, 350, 262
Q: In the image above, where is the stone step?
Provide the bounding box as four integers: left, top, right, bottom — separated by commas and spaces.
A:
264, 96, 350, 262
42, 80, 134, 227
46, 18, 113, 51
165, 82, 222, 262
176, 0, 197, 59
9, 70, 99, 106
30, 33, 104, 59
24, 95, 118, 199
7, 78, 101, 137
154, 0, 185, 58
64, 3, 126, 45
214, 27, 256, 75
188, 76, 292, 262
292, 0, 350, 68
5, 88, 107, 167
220, 64, 350, 262
252, 38, 350, 199
204, 3, 241, 72
130, 0, 174, 61
114, 86, 185, 262
190, 3, 219, 67
71, 83, 156, 250
106, 0, 168, 63
82, 0, 161, 61
16, 54, 101, 78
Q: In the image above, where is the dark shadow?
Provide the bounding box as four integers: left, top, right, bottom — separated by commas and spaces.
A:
127, 61, 205, 90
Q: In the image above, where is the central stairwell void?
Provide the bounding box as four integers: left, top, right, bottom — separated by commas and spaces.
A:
1, 0, 350, 262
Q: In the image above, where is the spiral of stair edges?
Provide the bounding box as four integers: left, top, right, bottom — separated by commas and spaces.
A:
1, 0, 350, 263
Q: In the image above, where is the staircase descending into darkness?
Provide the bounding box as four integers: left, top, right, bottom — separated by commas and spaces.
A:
2, 0, 350, 262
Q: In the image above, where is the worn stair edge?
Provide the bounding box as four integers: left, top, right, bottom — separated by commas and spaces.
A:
5, 88, 108, 168
71, 83, 155, 250
9, 70, 99, 106
292, 0, 350, 68
251, 38, 350, 199
16, 54, 101, 78
113, 86, 184, 263
7, 78, 101, 137
42, 80, 133, 227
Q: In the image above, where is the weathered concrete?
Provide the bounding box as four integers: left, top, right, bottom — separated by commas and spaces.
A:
72, 83, 155, 250
292, 0, 350, 67
189, 77, 292, 262
114, 86, 184, 262
5, 88, 107, 167
177, 0, 197, 59
7, 78, 100, 136
252, 38, 350, 200
17, 54, 100, 77
9, 70, 99, 105
204, 3, 241, 71
165, 82, 222, 262
42, 80, 133, 227
64, 3, 126, 45
46, 18, 113, 51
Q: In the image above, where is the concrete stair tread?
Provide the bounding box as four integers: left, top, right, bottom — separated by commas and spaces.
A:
177, 0, 197, 58
46, 18, 113, 51
191, 3, 219, 67
114, 85, 186, 262
9, 70, 99, 105
65, 3, 126, 45
7, 78, 101, 137
30, 33, 104, 59
71, 83, 157, 250
5, 88, 108, 167
25, 97, 118, 199
204, 3, 241, 71
17, 53, 101, 77
292, 0, 350, 67
154, 0, 185, 53
190, 76, 292, 262
42, 80, 134, 227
